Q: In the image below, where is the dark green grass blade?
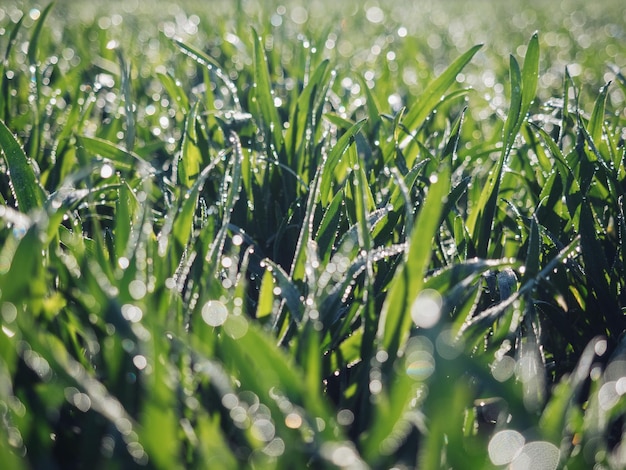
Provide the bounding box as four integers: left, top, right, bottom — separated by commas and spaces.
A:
0, 119, 45, 212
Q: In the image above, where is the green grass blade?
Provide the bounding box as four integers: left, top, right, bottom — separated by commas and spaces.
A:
320, 119, 367, 205
26, 3, 54, 67
201, 132, 244, 294
401, 44, 482, 134
251, 28, 283, 154
0, 14, 25, 122
115, 48, 136, 152
171, 38, 241, 111
315, 189, 344, 262
114, 182, 137, 260
587, 81, 610, 146
157, 71, 190, 113
523, 214, 541, 282
78, 135, 151, 173
467, 33, 539, 256
265, 257, 304, 329
178, 101, 203, 189
0, 119, 45, 212
289, 153, 325, 283
377, 162, 451, 358
520, 32, 540, 130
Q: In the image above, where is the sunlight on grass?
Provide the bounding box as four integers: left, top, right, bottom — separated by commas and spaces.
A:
0, 0, 625, 468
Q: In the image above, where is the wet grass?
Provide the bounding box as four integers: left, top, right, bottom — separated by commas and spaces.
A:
1, 1, 626, 468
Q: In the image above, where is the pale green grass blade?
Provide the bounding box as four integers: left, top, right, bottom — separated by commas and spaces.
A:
256, 269, 275, 320
587, 82, 610, 145
157, 71, 190, 113
400, 44, 482, 134
520, 32, 540, 132
377, 162, 451, 358
114, 182, 137, 260
0, 119, 45, 212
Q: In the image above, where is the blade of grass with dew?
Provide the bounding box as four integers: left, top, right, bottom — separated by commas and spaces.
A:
467, 33, 539, 257
0, 14, 25, 122
400, 44, 482, 136
78, 135, 151, 173
0, 119, 46, 212
114, 181, 138, 261
157, 71, 190, 115
315, 189, 345, 263
171, 38, 241, 112
587, 82, 610, 146
320, 119, 367, 205
251, 28, 283, 156
24, 2, 54, 163
264, 257, 304, 331
203, 132, 243, 277
377, 161, 451, 359
284, 59, 332, 175
289, 150, 325, 284
114, 48, 136, 152
178, 101, 203, 189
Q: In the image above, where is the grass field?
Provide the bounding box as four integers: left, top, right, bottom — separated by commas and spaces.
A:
1, 1, 626, 468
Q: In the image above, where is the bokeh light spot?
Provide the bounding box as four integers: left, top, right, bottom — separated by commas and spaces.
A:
201, 300, 228, 327
411, 289, 442, 328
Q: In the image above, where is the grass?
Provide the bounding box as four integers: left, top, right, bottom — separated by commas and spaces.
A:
0, 1, 625, 468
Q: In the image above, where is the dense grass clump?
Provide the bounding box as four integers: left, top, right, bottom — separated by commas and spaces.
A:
1, 1, 626, 468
